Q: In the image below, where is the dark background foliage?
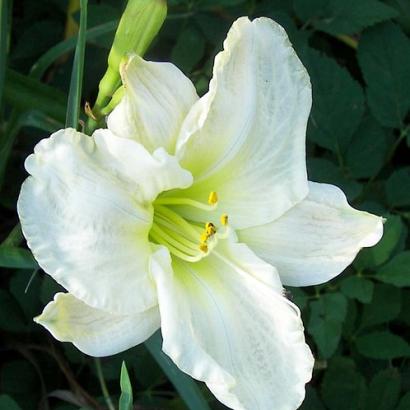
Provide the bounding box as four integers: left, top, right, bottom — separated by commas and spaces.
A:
0, 0, 409, 409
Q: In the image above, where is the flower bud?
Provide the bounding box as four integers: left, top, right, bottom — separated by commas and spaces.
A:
94, 0, 167, 113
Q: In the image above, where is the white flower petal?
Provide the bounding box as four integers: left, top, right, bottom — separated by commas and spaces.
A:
175, 17, 311, 229
239, 182, 384, 286
108, 55, 199, 154
18, 128, 192, 314
151, 243, 314, 410
35, 293, 159, 357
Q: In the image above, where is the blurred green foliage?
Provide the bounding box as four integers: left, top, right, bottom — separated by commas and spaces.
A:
0, 0, 409, 409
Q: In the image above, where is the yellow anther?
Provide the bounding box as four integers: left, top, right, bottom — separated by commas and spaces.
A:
199, 243, 208, 253
220, 213, 228, 226
205, 222, 216, 236
200, 232, 209, 243
208, 191, 218, 205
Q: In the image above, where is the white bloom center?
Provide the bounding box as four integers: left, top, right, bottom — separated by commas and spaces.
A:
150, 191, 229, 262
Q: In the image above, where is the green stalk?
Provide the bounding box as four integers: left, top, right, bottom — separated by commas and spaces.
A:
94, 358, 115, 410
65, 0, 87, 129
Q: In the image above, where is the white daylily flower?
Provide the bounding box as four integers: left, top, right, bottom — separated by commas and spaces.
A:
18, 17, 383, 410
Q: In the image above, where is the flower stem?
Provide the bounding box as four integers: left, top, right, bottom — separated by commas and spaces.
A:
94, 358, 116, 410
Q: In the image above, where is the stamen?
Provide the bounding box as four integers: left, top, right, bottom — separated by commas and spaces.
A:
151, 205, 210, 262
150, 197, 226, 262
205, 222, 216, 236
154, 205, 199, 239
154, 196, 217, 211
150, 224, 198, 255
157, 222, 201, 250
200, 232, 209, 243
208, 191, 218, 205
150, 229, 203, 262
199, 243, 208, 253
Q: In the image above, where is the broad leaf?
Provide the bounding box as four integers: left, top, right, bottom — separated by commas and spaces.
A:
354, 215, 403, 269
376, 251, 410, 287
356, 331, 410, 359
321, 357, 366, 410
365, 369, 401, 410
294, 0, 398, 35
358, 22, 410, 128
340, 276, 374, 303
361, 284, 401, 327
346, 116, 389, 179
301, 48, 364, 154
308, 293, 348, 358
386, 167, 410, 208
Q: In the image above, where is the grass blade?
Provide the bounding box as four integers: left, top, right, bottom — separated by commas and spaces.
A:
65, 0, 87, 129
1, 71, 66, 185
0, 0, 9, 116
30, 20, 117, 80
0, 246, 38, 269
145, 331, 211, 410
4, 69, 67, 122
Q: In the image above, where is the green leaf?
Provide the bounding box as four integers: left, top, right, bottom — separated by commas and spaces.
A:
375, 251, 410, 287
342, 299, 358, 337
30, 20, 117, 80
1, 224, 22, 247
9, 270, 41, 320
66, 0, 87, 129
11, 21, 63, 60
398, 290, 410, 326
396, 392, 410, 410
199, 0, 246, 8
355, 215, 403, 269
0, 0, 9, 116
145, 331, 211, 410
299, 386, 326, 410
0, 246, 37, 269
287, 287, 309, 310
340, 276, 374, 303
4, 69, 66, 123
361, 284, 401, 327
119, 362, 133, 410
356, 331, 410, 359
0, 290, 26, 332
171, 25, 205, 73
308, 158, 362, 200
346, 116, 389, 179
294, 0, 398, 35
0, 360, 40, 408
19, 110, 63, 133
301, 48, 365, 154
365, 369, 401, 410
308, 293, 348, 358
386, 167, 410, 207
358, 22, 410, 128
385, 0, 410, 33
321, 357, 367, 410
0, 394, 22, 410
